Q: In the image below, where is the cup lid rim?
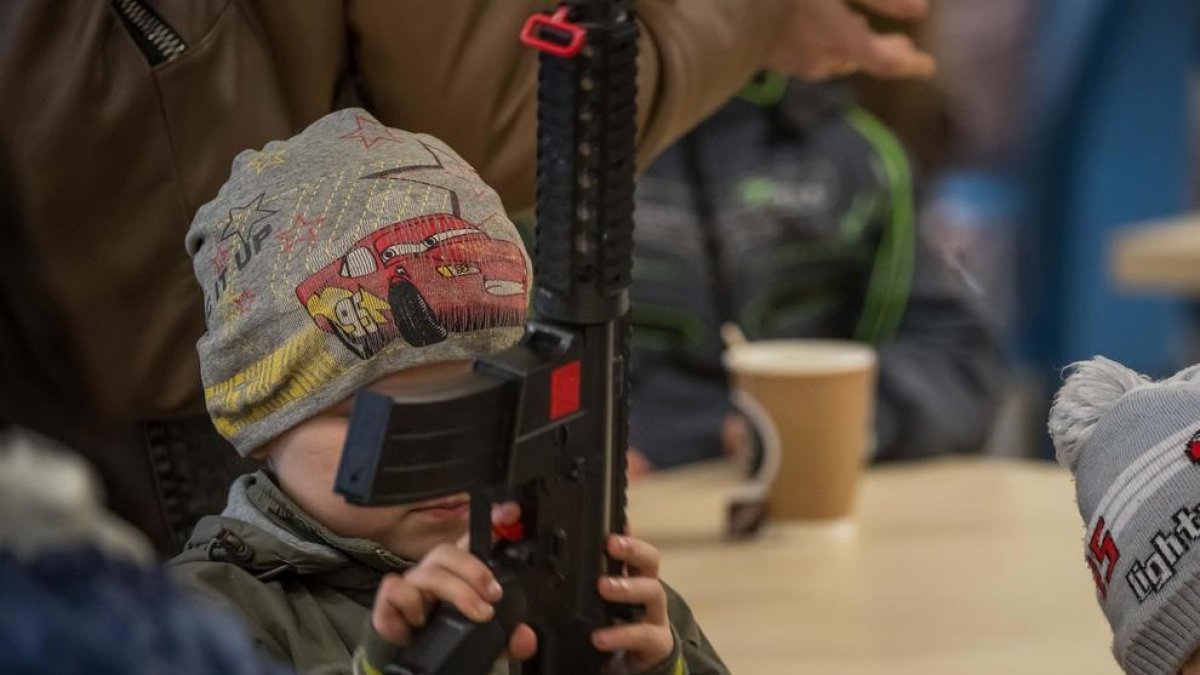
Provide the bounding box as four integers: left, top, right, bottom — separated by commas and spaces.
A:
722, 339, 876, 376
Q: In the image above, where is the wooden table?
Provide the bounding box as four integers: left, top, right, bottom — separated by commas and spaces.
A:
627, 458, 1120, 675
1113, 212, 1200, 294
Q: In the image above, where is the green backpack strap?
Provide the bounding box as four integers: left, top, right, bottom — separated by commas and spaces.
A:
844, 106, 916, 344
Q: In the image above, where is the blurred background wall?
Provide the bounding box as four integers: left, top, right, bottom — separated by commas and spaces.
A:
857, 0, 1200, 458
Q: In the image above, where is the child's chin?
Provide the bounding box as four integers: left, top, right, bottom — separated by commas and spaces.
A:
409, 502, 471, 524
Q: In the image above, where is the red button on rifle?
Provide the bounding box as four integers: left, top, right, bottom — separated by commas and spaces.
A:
492, 521, 525, 542
520, 6, 587, 58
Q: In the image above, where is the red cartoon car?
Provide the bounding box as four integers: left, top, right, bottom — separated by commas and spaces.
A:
296, 213, 528, 358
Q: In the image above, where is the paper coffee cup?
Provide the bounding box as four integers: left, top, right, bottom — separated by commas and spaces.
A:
723, 339, 876, 521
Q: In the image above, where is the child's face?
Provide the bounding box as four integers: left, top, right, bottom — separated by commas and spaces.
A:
266, 360, 475, 561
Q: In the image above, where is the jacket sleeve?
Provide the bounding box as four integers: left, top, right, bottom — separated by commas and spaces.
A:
872, 226, 1007, 462
659, 582, 730, 675
353, 619, 398, 675
347, 0, 792, 213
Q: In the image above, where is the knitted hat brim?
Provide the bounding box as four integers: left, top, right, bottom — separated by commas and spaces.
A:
1120, 564, 1200, 674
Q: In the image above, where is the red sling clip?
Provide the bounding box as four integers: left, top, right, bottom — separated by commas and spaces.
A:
520, 6, 587, 58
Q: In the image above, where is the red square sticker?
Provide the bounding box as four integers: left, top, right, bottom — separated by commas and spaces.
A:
550, 361, 582, 420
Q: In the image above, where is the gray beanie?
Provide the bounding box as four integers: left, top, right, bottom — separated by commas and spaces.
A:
185, 109, 531, 456
1049, 356, 1200, 674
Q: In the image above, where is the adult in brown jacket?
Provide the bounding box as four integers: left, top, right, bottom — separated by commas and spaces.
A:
0, 0, 934, 552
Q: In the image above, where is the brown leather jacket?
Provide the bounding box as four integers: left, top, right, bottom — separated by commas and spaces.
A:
0, 0, 789, 421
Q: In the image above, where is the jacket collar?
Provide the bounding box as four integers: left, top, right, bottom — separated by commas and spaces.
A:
179, 472, 412, 599
239, 471, 413, 573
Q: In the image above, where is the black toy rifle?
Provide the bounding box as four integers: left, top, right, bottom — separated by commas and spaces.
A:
334, 1, 639, 673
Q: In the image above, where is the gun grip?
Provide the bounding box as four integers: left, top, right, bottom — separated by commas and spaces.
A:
386, 574, 527, 675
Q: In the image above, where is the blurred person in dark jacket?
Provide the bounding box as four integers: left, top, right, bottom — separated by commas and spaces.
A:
0, 429, 293, 675
627, 78, 1004, 470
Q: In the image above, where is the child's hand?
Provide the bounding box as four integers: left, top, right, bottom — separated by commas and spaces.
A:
592, 534, 674, 674
371, 502, 537, 660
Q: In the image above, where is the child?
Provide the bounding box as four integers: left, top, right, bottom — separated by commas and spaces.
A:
169, 109, 726, 675
1049, 357, 1200, 674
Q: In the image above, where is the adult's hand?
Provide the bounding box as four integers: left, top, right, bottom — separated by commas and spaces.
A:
769, 0, 937, 81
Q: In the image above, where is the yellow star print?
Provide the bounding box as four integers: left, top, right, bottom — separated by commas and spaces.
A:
246, 149, 286, 174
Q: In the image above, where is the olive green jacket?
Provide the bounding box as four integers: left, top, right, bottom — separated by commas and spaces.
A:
170, 472, 728, 675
